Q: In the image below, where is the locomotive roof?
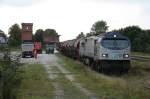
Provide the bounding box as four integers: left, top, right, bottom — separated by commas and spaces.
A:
67, 39, 76, 46
99, 32, 129, 40
74, 38, 84, 47
85, 36, 98, 39
62, 39, 76, 47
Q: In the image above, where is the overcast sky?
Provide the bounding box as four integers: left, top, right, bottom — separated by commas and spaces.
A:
0, 0, 150, 41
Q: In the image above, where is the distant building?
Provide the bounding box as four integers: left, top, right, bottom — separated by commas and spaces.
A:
21, 23, 33, 42
43, 32, 60, 49
43, 34, 60, 44
0, 29, 3, 33
0, 30, 7, 44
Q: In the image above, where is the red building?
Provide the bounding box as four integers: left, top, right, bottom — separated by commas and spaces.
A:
43, 35, 60, 43
43, 33, 60, 49
21, 23, 33, 41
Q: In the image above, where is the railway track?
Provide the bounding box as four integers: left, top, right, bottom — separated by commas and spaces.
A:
131, 55, 150, 61
9, 51, 150, 62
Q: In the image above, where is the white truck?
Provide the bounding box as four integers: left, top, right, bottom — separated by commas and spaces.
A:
45, 42, 55, 54
22, 42, 34, 58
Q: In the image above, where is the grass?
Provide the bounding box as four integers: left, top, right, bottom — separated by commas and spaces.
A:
129, 61, 150, 74
17, 63, 89, 99
47, 64, 90, 99
57, 54, 150, 99
10, 47, 21, 52
54, 72, 90, 99
0, 60, 21, 99
17, 64, 54, 99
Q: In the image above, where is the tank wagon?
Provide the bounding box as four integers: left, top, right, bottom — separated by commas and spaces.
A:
60, 32, 131, 73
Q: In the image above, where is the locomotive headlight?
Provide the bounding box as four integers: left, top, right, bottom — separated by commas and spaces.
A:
102, 54, 108, 57
124, 54, 129, 58
102, 54, 106, 57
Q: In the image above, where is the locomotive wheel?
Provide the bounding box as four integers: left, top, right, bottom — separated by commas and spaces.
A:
94, 61, 98, 71
97, 61, 101, 72
83, 57, 86, 65
85, 58, 90, 66
94, 61, 101, 72
89, 58, 94, 67
91, 61, 95, 70
79, 56, 82, 62
100, 61, 104, 73
100, 61, 110, 74
121, 61, 131, 74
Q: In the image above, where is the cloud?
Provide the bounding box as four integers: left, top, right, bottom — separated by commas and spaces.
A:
0, 0, 150, 41
0, 0, 45, 7
81, 0, 149, 3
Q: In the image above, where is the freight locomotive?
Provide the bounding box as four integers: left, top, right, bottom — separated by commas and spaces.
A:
59, 32, 131, 73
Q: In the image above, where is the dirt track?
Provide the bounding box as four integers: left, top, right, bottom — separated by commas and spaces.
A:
21, 53, 98, 99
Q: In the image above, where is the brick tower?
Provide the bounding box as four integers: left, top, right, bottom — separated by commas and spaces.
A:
21, 23, 33, 42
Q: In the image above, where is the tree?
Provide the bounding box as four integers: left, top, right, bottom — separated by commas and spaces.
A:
112, 26, 150, 52
140, 30, 150, 52
44, 29, 58, 36
76, 32, 85, 39
8, 24, 22, 47
86, 33, 92, 37
91, 20, 108, 35
33, 29, 44, 43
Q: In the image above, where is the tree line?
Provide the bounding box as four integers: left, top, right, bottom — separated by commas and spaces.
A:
34, 28, 59, 45
2, 23, 58, 47
77, 21, 150, 53
113, 26, 150, 52
1, 21, 150, 53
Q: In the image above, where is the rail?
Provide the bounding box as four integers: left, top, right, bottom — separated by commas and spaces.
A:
131, 55, 150, 61
8, 52, 150, 62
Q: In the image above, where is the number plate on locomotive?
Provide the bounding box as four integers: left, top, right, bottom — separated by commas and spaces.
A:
112, 53, 120, 59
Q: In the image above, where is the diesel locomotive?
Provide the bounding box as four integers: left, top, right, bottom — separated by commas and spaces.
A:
59, 32, 131, 73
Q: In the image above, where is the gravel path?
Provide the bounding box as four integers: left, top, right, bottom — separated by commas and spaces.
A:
21, 53, 98, 99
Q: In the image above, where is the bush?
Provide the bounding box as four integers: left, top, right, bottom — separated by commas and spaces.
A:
0, 61, 22, 99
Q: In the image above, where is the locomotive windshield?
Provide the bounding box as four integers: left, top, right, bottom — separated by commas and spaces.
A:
101, 39, 130, 50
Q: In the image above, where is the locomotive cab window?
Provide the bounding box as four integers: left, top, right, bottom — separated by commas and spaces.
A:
101, 38, 130, 50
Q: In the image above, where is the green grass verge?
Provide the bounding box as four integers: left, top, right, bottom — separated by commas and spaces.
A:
0, 61, 22, 99
130, 61, 150, 74
10, 47, 21, 52
132, 52, 150, 57
57, 54, 150, 99
17, 64, 54, 99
